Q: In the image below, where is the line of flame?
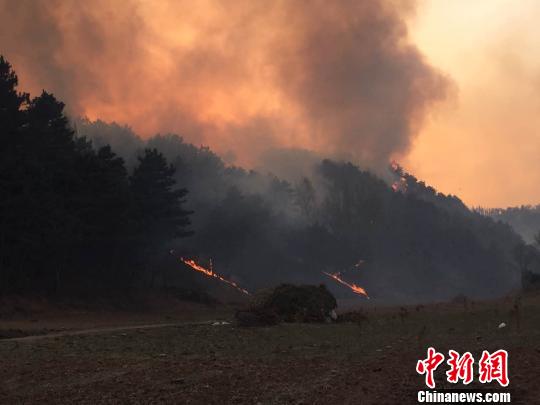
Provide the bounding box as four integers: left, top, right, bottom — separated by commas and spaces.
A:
323, 271, 369, 298
179, 257, 251, 295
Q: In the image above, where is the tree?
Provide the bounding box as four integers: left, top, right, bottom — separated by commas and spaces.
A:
129, 148, 192, 286
20, 91, 81, 292
0, 55, 28, 133
0, 56, 29, 291
70, 145, 133, 287
130, 148, 192, 239
130, 149, 192, 277
294, 177, 316, 220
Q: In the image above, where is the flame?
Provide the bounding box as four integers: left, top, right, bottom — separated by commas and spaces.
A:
323, 271, 369, 298
171, 251, 250, 295
391, 176, 408, 193
390, 160, 408, 193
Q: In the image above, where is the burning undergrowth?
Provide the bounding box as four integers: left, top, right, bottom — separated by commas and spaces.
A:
323, 271, 369, 298
169, 252, 341, 326
235, 284, 337, 326
170, 251, 251, 296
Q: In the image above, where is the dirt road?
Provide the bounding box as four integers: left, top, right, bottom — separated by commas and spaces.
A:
0, 320, 215, 343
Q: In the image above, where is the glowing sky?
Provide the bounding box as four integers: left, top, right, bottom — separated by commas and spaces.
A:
408, 0, 540, 207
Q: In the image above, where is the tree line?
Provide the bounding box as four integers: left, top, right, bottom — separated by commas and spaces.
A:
0, 56, 192, 295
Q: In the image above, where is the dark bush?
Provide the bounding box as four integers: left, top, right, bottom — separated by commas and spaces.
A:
522, 270, 540, 291
235, 283, 337, 326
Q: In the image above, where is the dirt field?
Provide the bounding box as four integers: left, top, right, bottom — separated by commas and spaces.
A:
1, 293, 539, 404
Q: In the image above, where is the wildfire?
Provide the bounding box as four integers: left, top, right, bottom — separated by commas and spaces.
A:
323, 271, 369, 298
170, 251, 250, 295
391, 177, 407, 192
390, 160, 408, 193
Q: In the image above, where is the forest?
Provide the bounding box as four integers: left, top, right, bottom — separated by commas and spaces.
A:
1, 55, 537, 304
476, 205, 540, 243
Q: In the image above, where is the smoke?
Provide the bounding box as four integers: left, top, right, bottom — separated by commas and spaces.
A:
0, 0, 449, 169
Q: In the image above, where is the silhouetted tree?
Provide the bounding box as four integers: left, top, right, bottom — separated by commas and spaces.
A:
131, 148, 192, 238
294, 177, 316, 220
0, 56, 29, 291
130, 148, 192, 284
0, 56, 28, 132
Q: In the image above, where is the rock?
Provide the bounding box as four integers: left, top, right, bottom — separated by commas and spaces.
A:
211, 321, 230, 326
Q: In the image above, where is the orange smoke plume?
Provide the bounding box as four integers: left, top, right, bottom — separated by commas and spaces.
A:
0, 0, 449, 169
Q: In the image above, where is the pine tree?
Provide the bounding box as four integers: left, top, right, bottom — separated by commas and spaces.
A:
129, 148, 192, 286
0, 56, 29, 291
0, 56, 28, 134
130, 148, 192, 241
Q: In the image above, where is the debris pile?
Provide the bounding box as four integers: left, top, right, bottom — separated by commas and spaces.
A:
235, 284, 337, 326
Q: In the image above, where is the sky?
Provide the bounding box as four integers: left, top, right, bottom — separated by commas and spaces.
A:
1, 0, 540, 208
408, 0, 540, 207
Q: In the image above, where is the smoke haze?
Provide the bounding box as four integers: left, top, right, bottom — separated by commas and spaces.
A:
0, 0, 449, 169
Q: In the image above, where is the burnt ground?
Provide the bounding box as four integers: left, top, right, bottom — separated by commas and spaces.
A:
1, 293, 539, 404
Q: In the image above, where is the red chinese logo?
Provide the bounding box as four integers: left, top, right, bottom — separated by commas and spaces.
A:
446, 350, 474, 385
478, 350, 509, 387
416, 347, 445, 388
417, 348, 509, 388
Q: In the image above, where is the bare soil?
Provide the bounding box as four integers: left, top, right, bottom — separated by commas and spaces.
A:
1, 293, 539, 404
